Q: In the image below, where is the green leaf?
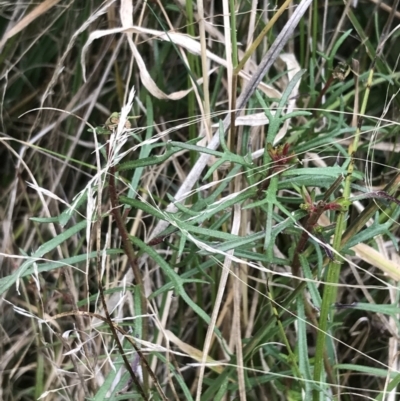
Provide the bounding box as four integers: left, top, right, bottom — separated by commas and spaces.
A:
267, 69, 306, 144
342, 214, 392, 250
282, 166, 346, 178
155, 353, 194, 401
0, 220, 87, 295
117, 146, 180, 171
36, 220, 87, 257
296, 296, 313, 398
30, 216, 60, 223
327, 30, 352, 71
119, 196, 167, 220
129, 236, 216, 331
336, 302, 400, 316
335, 364, 398, 378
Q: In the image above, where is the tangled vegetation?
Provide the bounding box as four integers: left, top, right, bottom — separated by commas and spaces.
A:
1, 1, 400, 400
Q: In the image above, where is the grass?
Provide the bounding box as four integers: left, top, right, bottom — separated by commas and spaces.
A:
1, 0, 400, 400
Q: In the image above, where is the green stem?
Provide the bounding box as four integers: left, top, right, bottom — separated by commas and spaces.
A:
312, 211, 345, 400
313, 40, 376, 398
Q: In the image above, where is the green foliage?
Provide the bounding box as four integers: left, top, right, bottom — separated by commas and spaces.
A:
1, 1, 400, 401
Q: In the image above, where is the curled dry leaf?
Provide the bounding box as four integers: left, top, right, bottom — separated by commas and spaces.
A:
81, 26, 220, 100
81, 25, 283, 101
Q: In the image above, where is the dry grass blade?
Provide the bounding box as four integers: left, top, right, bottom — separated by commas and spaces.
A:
353, 243, 400, 281
164, 330, 224, 374
0, 0, 63, 50
196, 203, 242, 400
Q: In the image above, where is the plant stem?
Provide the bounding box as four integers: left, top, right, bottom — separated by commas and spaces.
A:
312, 42, 377, 398
108, 155, 149, 393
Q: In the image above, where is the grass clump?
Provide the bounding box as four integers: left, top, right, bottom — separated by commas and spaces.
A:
1, 1, 400, 400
